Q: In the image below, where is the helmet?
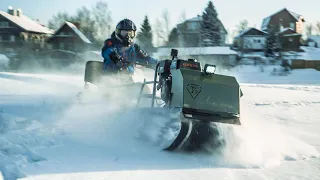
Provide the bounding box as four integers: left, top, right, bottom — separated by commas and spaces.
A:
115, 18, 137, 47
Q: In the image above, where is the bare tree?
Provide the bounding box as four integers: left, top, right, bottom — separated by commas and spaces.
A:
153, 9, 171, 47
154, 18, 166, 47
236, 20, 249, 34
91, 1, 113, 45
305, 23, 313, 36
48, 12, 73, 30
315, 22, 320, 35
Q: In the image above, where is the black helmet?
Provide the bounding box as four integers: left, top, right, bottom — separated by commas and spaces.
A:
115, 18, 137, 46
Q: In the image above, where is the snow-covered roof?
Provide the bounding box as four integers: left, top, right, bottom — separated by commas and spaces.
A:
155, 47, 237, 57
0, 10, 52, 34
261, 8, 303, 30
185, 16, 202, 22
234, 28, 267, 39
65, 22, 91, 44
280, 27, 294, 33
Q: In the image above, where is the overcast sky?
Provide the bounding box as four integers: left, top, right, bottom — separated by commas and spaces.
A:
0, 0, 319, 35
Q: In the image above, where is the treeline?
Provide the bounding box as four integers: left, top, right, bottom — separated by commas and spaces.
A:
47, 1, 226, 53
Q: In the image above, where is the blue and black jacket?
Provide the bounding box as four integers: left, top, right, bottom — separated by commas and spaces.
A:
101, 32, 158, 74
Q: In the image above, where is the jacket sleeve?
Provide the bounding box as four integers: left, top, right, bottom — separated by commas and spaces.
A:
133, 44, 159, 66
101, 40, 114, 65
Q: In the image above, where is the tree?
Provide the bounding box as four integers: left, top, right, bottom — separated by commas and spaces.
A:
264, 24, 280, 57
201, 1, 221, 46
136, 16, 154, 53
167, 28, 179, 47
178, 10, 188, 46
153, 9, 171, 47
48, 12, 74, 30
236, 20, 249, 34
305, 23, 313, 36
315, 22, 320, 35
92, 1, 113, 45
47, 1, 113, 45
73, 7, 96, 43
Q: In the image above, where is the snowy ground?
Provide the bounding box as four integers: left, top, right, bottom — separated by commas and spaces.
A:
0, 65, 319, 180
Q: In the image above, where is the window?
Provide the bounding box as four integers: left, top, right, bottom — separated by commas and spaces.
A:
290, 23, 295, 30
187, 22, 198, 30
10, 35, 15, 42
59, 42, 65, 49
0, 21, 9, 27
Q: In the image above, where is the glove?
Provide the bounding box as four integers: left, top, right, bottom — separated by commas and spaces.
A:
109, 51, 122, 64
134, 44, 149, 59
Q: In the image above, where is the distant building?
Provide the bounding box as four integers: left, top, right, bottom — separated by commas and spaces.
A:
233, 28, 267, 52
261, 8, 305, 34
47, 21, 92, 52
261, 8, 305, 51
0, 6, 53, 53
176, 16, 228, 47
278, 28, 301, 51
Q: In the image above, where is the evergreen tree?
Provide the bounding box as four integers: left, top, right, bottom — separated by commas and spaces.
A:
201, 1, 221, 46
264, 24, 280, 57
166, 28, 179, 47
136, 16, 154, 53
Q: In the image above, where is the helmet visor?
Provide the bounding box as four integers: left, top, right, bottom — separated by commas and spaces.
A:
120, 30, 135, 38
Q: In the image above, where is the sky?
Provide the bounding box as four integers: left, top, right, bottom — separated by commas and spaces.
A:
0, 0, 319, 37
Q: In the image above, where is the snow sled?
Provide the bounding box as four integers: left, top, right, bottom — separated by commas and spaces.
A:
136, 49, 243, 152
79, 49, 243, 152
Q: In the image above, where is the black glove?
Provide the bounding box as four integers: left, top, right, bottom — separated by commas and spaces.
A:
109, 51, 122, 64
134, 44, 149, 59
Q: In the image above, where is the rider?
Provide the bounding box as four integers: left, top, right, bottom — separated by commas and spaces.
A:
101, 18, 158, 74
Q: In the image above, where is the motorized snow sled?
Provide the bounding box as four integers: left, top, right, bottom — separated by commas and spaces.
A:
80, 49, 243, 152
136, 49, 243, 152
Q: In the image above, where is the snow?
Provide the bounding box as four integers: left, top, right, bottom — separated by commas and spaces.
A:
0, 65, 319, 180
0, 11, 52, 34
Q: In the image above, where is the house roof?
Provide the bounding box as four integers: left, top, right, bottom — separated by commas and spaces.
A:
234, 27, 267, 39
65, 22, 91, 44
179, 16, 227, 33
0, 10, 52, 34
154, 46, 237, 57
261, 8, 303, 30
278, 28, 300, 36
50, 22, 91, 44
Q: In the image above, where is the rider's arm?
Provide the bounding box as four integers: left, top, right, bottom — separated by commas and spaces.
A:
101, 40, 122, 65
133, 44, 159, 67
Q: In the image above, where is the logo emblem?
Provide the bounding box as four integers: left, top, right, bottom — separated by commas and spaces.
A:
187, 84, 201, 99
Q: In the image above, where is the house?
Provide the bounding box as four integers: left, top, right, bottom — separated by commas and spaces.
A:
0, 7, 53, 53
278, 28, 301, 51
261, 8, 305, 34
233, 28, 267, 52
261, 8, 305, 51
154, 46, 238, 67
176, 16, 228, 47
47, 21, 92, 52
307, 36, 320, 48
